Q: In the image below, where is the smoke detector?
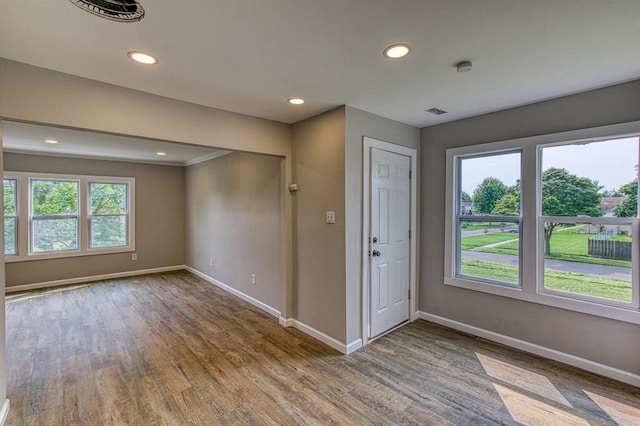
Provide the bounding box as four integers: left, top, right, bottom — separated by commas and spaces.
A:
456, 61, 473, 73
68, 0, 145, 22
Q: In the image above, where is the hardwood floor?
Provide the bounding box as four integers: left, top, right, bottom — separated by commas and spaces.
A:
5, 271, 640, 425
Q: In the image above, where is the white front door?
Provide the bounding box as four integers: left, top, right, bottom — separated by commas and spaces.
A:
369, 147, 411, 338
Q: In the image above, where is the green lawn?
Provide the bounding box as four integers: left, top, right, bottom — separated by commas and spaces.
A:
611, 234, 632, 242
461, 259, 519, 285
461, 232, 518, 251
461, 259, 631, 302
471, 230, 632, 268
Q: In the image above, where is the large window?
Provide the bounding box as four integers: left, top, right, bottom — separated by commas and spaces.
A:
456, 151, 521, 287
3, 172, 135, 261
445, 123, 640, 323
89, 182, 129, 248
31, 179, 79, 253
540, 139, 637, 306
4, 178, 17, 256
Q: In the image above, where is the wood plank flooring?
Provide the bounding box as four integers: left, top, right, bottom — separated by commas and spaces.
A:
6, 271, 640, 425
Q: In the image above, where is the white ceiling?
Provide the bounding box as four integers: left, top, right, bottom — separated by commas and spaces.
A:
1, 1, 640, 129
2, 121, 229, 166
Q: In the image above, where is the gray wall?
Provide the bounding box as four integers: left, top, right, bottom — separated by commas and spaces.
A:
4, 153, 185, 287
292, 107, 347, 342
420, 80, 640, 373
0, 59, 291, 157
345, 106, 420, 344
185, 152, 282, 312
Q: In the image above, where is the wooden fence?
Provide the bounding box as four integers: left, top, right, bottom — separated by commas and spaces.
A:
587, 239, 632, 261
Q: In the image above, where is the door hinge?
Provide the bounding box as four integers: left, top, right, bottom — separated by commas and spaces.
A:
409, 229, 411, 239
408, 289, 411, 299
409, 170, 412, 179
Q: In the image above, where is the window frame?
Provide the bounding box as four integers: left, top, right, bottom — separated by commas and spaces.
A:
454, 149, 523, 288
3, 178, 18, 257
444, 120, 640, 325
88, 180, 131, 250
4, 171, 135, 262
29, 177, 80, 255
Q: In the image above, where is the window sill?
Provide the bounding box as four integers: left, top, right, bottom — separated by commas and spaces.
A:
5, 246, 135, 263
444, 275, 640, 325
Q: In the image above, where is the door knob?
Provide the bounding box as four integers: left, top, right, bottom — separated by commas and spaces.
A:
372, 250, 381, 257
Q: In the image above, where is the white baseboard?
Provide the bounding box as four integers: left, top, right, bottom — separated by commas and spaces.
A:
278, 317, 294, 327
418, 311, 640, 388
346, 338, 363, 354
185, 266, 281, 318
278, 317, 353, 354
0, 399, 9, 426
5, 265, 185, 293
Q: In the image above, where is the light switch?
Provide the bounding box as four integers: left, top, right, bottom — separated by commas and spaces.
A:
326, 211, 336, 224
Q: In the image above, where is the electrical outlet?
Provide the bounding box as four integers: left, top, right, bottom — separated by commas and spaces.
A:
251, 273, 256, 285
131, 253, 137, 261
210, 259, 214, 268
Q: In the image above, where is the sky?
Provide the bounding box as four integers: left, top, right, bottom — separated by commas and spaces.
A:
460, 137, 640, 195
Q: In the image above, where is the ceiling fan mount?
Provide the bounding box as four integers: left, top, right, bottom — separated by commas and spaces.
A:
67, 0, 145, 23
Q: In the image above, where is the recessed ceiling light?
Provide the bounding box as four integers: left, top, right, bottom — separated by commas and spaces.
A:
287, 98, 305, 105
383, 44, 411, 59
156, 152, 166, 156
44, 139, 59, 144
128, 51, 158, 65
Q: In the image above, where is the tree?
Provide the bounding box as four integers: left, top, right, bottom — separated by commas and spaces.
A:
3, 179, 17, 254
491, 193, 519, 216
31, 180, 79, 251
492, 180, 521, 216
89, 183, 128, 247
472, 177, 507, 215
613, 180, 638, 218
461, 191, 471, 202
541, 168, 602, 255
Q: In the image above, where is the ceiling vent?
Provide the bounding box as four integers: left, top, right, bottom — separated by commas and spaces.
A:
68, 0, 145, 22
426, 107, 448, 115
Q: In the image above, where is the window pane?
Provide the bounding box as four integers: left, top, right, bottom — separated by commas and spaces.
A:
459, 152, 521, 216
459, 219, 520, 286
541, 138, 638, 217
31, 180, 78, 216
543, 221, 632, 303
91, 216, 127, 248
4, 217, 16, 255
32, 218, 78, 252
4, 179, 16, 216
90, 183, 127, 215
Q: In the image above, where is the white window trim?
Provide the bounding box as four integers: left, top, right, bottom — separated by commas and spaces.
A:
3, 178, 18, 256
4, 171, 135, 262
87, 179, 132, 251
444, 120, 640, 325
